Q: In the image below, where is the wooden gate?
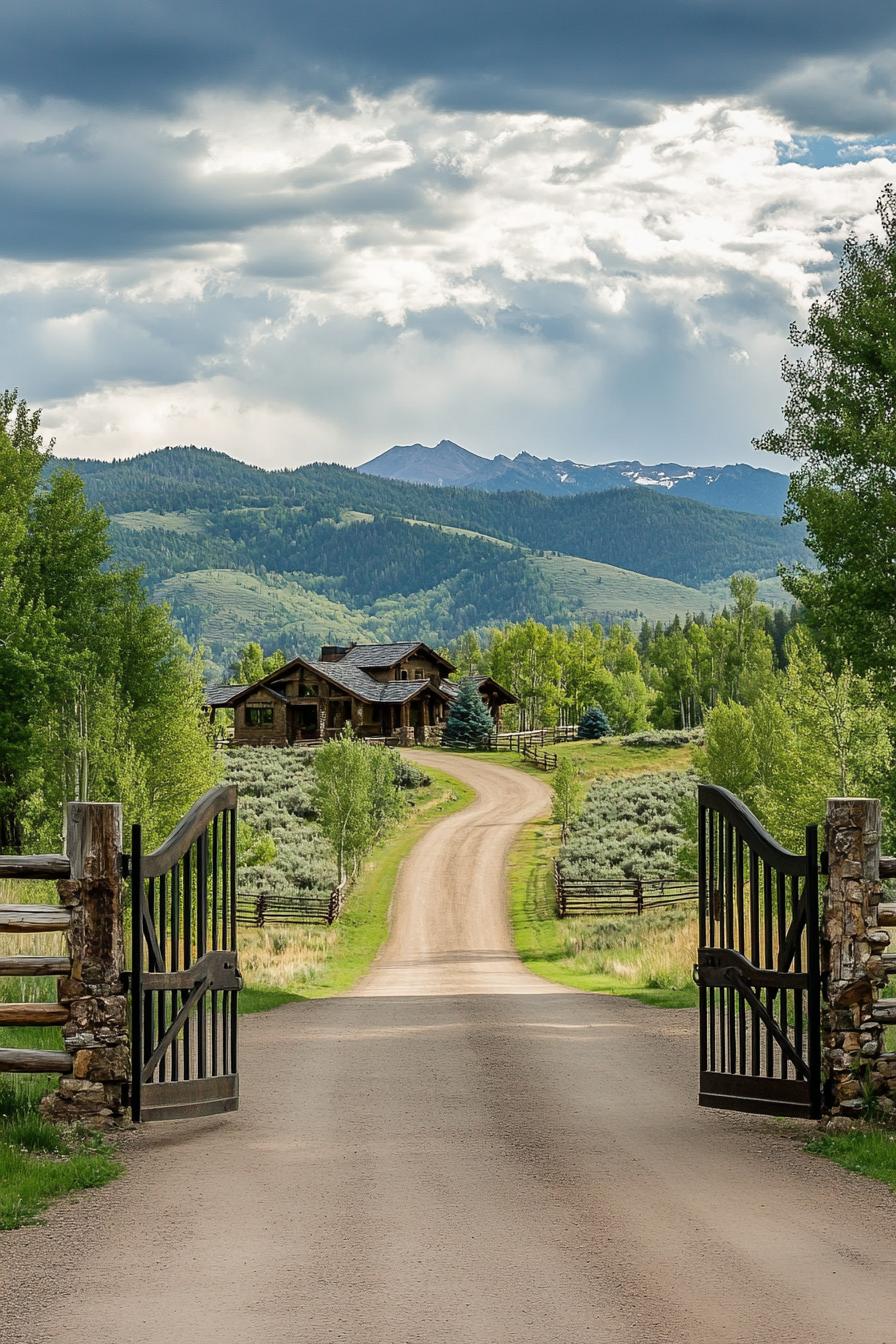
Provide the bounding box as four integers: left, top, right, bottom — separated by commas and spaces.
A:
130, 785, 242, 1122
694, 783, 822, 1118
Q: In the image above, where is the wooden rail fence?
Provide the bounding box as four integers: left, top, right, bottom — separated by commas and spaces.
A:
521, 741, 558, 771
236, 879, 349, 928
554, 864, 698, 917
0, 852, 76, 1078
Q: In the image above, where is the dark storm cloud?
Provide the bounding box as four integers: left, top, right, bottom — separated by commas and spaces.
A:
1, 1, 894, 127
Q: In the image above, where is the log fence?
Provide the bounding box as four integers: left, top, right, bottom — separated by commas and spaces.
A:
0, 851, 75, 1079
236, 878, 349, 928
521, 741, 558, 771
554, 864, 698, 917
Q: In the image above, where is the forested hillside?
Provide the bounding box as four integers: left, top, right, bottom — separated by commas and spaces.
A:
57, 447, 805, 585
52, 445, 806, 676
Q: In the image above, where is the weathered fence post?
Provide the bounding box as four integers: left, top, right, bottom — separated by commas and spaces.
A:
43, 802, 130, 1126
822, 798, 890, 1119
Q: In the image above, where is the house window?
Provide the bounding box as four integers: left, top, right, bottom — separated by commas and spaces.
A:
400, 670, 409, 681
414, 670, 424, 679
246, 705, 275, 727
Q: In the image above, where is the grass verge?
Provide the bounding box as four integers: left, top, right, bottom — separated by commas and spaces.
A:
238, 766, 475, 1006
0, 1017, 120, 1232
806, 1128, 896, 1191
438, 739, 693, 785
508, 818, 697, 1008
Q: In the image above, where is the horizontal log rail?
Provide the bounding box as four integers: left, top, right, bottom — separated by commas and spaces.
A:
0, 1002, 69, 1026
236, 881, 349, 927
521, 741, 558, 771
0, 903, 71, 933
0, 853, 70, 880
0, 955, 71, 977
880, 856, 896, 879
555, 864, 698, 917
0, 1047, 72, 1075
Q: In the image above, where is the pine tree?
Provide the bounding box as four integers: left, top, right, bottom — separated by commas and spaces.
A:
442, 680, 495, 749
578, 705, 612, 739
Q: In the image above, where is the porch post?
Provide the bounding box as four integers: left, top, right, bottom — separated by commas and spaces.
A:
822, 798, 890, 1120
43, 802, 130, 1126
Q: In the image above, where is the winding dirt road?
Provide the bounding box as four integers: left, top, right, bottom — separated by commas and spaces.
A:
5, 752, 896, 1343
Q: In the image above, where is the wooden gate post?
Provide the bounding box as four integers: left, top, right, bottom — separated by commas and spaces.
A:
822, 798, 889, 1119
42, 802, 130, 1126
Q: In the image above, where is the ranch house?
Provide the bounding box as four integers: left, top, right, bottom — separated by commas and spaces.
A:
205, 641, 517, 746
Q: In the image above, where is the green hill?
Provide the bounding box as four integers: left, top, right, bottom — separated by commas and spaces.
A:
57, 444, 805, 587
51, 445, 805, 663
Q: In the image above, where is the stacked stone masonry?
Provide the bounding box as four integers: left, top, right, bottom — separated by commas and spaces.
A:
822, 797, 895, 1120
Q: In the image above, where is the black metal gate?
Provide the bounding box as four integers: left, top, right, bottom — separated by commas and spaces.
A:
130, 785, 242, 1122
695, 783, 822, 1119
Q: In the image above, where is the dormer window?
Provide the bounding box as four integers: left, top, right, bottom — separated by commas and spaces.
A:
400, 670, 409, 681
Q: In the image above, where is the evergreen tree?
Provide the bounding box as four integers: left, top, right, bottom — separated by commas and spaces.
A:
442, 680, 495, 749
578, 706, 612, 739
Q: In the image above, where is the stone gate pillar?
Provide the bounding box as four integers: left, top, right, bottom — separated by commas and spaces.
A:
43, 802, 130, 1126
822, 798, 889, 1118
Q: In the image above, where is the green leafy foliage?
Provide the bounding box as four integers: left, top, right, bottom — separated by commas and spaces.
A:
757, 185, 896, 701
696, 627, 893, 848
0, 392, 219, 850
311, 729, 404, 881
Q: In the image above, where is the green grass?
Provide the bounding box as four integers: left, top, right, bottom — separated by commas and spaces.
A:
0, 1008, 120, 1231
449, 739, 693, 785
110, 509, 209, 534
508, 818, 697, 1007
153, 568, 376, 650
238, 766, 475, 1004
534, 551, 713, 625
806, 1129, 896, 1191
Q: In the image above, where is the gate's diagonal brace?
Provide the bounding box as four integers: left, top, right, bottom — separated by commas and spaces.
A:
729, 972, 810, 1081
140, 951, 242, 1083
141, 976, 209, 1083
697, 949, 809, 1080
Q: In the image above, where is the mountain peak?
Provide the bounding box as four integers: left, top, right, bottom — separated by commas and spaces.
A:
358, 440, 789, 517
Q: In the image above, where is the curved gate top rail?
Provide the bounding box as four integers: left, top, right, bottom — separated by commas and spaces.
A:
131, 784, 241, 1123
141, 784, 238, 880
697, 784, 809, 877
695, 782, 821, 1120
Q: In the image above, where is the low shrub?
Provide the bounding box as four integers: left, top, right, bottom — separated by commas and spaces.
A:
615, 728, 704, 748
559, 769, 696, 879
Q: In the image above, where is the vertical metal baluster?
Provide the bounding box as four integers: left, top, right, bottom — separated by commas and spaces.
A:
805, 826, 822, 1117
725, 819, 736, 1075
792, 871, 804, 1071
221, 809, 229, 1076
763, 860, 774, 1078
749, 848, 760, 1075
211, 814, 219, 1077
171, 861, 180, 1082
230, 801, 238, 1076
197, 829, 208, 1080
130, 825, 144, 1124
736, 836, 746, 1074
698, 800, 707, 1081
717, 811, 726, 1075
776, 868, 788, 1078
158, 873, 167, 1084
707, 803, 716, 1074
143, 875, 155, 1071
183, 846, 192, 1081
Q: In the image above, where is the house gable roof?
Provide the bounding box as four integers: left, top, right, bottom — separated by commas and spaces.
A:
337, 642, 456, 675
441, 675, 518, 706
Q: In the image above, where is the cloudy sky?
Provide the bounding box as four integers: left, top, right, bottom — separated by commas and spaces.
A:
3, 2, 896, 469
